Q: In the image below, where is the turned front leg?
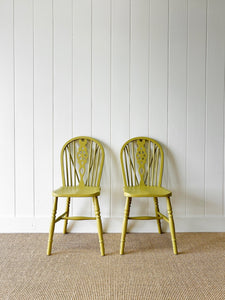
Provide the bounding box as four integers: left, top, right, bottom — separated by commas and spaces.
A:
167, 197, 178, 255
120, 197, 132, 255
47, 197, 58, 255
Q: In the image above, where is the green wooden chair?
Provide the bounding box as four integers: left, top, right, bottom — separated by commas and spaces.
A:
47, 136, 105, 256
120, 137, 178, 255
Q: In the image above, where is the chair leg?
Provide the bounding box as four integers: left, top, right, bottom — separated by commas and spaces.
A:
63, 197, 71, 234
120, 197, 132, 255
154, 197, 162, 234
93, 196, 105, 256
47, 197, 58, 255
166, 197, 178, 255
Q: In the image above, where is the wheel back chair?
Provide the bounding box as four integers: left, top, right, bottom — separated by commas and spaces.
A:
47, 136, 105, 256
120, 137, 178, 255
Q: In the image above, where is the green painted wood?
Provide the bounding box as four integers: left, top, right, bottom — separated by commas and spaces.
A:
120, 137, 178, 255
47, 137, 105, 256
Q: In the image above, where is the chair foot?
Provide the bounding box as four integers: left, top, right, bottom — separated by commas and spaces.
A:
173, 246, 178, 255
99, 241, 105, 256
120, 241, 125, 255
47, 244, 52, 256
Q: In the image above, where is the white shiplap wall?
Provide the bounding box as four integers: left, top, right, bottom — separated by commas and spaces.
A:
0, 0, 224, 232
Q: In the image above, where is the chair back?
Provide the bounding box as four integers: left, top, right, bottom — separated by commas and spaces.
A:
60, 137, 104, 187
120, 137, 164, 187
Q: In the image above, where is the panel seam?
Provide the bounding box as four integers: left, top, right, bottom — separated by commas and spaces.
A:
204, 0, 208, 216
52, 0, 55, 193
13, 0, 16, 217
32, 0, 35, 218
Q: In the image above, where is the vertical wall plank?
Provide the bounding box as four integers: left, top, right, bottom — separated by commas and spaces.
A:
53, 0, 73, 189
130, 0, 149, 137
168, 0, 187, 215
129, 0, 149, 216
111, 0, 130, 217
14, 0, 34, 216
149, 0, 168, 143
186, 0, 207, 216
53, 0, 73, 230
205, 0, 225, 216
0, 0, 14, 216
34, 0, 52, 217
92, 0, 111, 217
73, 0, 92, 136
72, 0, 92, 216
149, 0, 169, 216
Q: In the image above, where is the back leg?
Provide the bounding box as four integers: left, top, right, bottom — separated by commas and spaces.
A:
63, 197, 71, 234
154, 197, 162, 234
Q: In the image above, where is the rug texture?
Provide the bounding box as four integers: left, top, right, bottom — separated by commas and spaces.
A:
0, 232, 225, 299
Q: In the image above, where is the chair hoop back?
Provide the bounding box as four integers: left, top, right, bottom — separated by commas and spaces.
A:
120, 137, 164, 187
60, 136, 104, 187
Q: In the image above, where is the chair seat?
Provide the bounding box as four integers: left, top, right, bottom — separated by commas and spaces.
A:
123, 186, 172, 197
52, 186, 101, 197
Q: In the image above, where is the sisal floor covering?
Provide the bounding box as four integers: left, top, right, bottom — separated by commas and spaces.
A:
0, 232, 225, 299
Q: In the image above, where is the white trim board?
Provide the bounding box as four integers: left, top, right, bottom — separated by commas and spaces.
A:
0, 217, 225, 233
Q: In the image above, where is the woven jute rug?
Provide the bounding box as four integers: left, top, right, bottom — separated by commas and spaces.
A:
0, 232, 225, 299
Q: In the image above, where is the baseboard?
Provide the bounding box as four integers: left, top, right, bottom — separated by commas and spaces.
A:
0, 216, 225, 233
